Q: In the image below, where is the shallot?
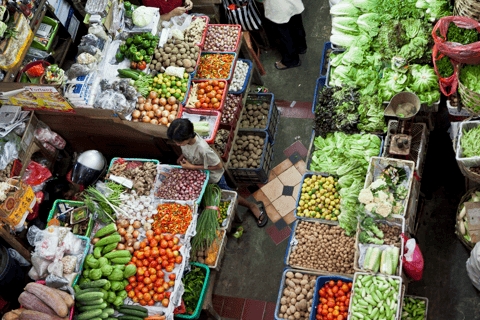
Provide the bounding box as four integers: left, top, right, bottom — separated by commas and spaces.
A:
155, 168, 207, 201
203, 25, 239, 51
221, 94, 241, 125
229, 60, 249, 92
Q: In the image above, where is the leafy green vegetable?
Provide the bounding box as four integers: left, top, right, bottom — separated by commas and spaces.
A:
330, 0, 361, 16
311, 132, 381, 235
460, 65, 480, 112
357, 13, 381, 37
372, 0, 422, 20
461, 126, 480, 158
436, 55, 454, 78
182, 266, 207, 314
410, 64, 438, 93
447, 23, 479, 45
332, 16, 360, 34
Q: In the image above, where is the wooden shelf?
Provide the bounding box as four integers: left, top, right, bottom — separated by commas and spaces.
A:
3, 0, 48, 82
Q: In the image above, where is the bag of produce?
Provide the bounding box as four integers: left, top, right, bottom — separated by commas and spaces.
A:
432, 16, 480, 64
467, 242, 480, 290
401, 234, 424, 281
432, 44, 458, 96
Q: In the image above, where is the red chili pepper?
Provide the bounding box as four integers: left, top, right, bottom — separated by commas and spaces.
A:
26, 64, 45, 77
152, 203, 192, 234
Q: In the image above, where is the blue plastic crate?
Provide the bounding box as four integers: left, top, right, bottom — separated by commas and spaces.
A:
320, 42, 332, 76
293, 173, 341, 223
228, 59, 253, 95
284, 220, 298, 265
312, 77, 326, 114
309, 276, 353, 320
242, 93, 279, 144
274, 267, 321, 320
194, 52, 237, 82
228, 131, 274, 184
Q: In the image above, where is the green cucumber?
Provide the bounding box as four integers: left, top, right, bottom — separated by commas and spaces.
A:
78, 303, 108, 312
118, 316, 144, 320
80, 279, 109, 289
79, 298, 105, 306
76, 292, 104, 302
119, 308, 148, 317
118, 305, 148, 313
78, 309, 103, 320
94, 223, 117, 238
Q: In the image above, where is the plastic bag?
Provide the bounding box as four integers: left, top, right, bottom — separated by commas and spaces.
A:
165, 66, 185, 78
432, 44, 458, 97
432, 16, 480, 64
401, 234, 424, 281
27, 225, 41, 246
28, 267, 41, 280
78, 44, 101, 57
77, 52, 97, 65
467, 242, 480, 290
93, 89, 134, 114
23, 161, 52, 186
47, 259, 64, 278
66, 63, 91, 79
63, 272, 78, 286
0, 141, 18, 170
80, 34, 100, 48
8, 248, 31, 266
26, 47, 50, 60
31, 253, 51, 278
34, 121, 67, 149
45, 274, 70, 288
34, 229, 59, 260
61, 232, 83, 255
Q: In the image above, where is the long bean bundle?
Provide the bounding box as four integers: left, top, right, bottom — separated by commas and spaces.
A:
191, 184, 221, 254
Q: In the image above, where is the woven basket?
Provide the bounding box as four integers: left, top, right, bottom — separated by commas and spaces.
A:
455, 0, 480, 22
455, 187, 480, 251
457, 64, 480, 116
458, 160, 480, 184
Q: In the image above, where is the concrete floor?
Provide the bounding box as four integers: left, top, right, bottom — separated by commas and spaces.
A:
205, 0, 480, 319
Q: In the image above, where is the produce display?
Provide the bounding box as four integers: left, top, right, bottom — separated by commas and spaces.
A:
181, 264, 207, 315
150, 73, 190, 100
133, 93, 180, 125
435, 55, 454, 78
118, 190, 156, 225
459, 65, 480, 113
184, 80, 226, 110
106, 159, 158, 196
277, 271, 316, 320
349, 274, 401, 320
460, 125, 480, 158
184, 18, 208, 45
314, 86, 386, 135
112, 219, 148, 254
402, 296, 427, 320
456, 190, 480, 243
203, 25, 240, 52
152, 203, 193, 234
221, 94, 242, 125
128, 232, 183, 307
296, 175, 341, 221
315, 279, 352, 320
288, 221, 355, 274
9, 283, 74, 320
193, 230, 223, 266
358, 217, 401, 246
192, 185, 221, 254
445, 23, 479, 45
229, 132, 265, 169
239, 100, 270, 129
83, 183, 125, 222
229, 60, 249, 92
154, 168, 207, 201
218, 200, 230, 225
117, 32, 158, 67
310, 133, 382, 235
212, 129, 230, 156
195, 53, 234, 80
362, 245, 400, 275
150, 39, 200, 74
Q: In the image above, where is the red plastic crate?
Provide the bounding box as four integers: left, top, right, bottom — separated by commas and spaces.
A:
184, 80, 228, 112
192, 16, 209, 47
177, 107, 221, 144
203, 24, 242, 52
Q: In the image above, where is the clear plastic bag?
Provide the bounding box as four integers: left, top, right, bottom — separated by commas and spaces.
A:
8, 248, 31, 266
80, 34, 100, 48
62, 232, 83, 255
27, 225, 41, 246
61, 255, 77, 274
34, 121, 66, 150
31, 253, 51, 278
45, 274, 70, 288
0, 141, 18, 170
78, 44, 101, 57
28, 266, 41, 280
34, 229, 59, 260
66, 64, 91, 79
47, 259, 64, 278
93, 89, 134, 114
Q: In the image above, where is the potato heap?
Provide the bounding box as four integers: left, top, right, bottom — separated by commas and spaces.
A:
240, 101, 270, 129
229, 133, 265, 169
150, 39, 200, 74
289, 221, 355, 274
278, 271, 316, 320
379, 223, 402, 247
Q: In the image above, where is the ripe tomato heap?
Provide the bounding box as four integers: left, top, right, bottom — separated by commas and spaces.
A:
315, 280, 351, 320
127, 230, 183, 307
194, 80, 226, 110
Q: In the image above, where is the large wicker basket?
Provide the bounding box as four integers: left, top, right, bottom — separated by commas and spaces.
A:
455, 187, 480, 251
458, 160, 480, 184
457, 64, 480, 116
455, 0, 480, 22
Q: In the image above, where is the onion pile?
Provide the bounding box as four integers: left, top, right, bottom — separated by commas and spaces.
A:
203, 25, 239, 51
118, 191, 156, 224
132, 92, 179, 126
155, 168, 207, 201
221, 94, 241, 125
229, 60, 249, 92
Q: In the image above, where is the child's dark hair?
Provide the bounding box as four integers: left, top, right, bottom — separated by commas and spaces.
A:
167, 119, 195, 142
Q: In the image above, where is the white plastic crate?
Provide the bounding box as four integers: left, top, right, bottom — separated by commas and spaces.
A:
455, 121, 480, 168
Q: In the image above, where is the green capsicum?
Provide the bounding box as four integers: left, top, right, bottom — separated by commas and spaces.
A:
147, 47, 155, 56
125, 10, 132, 18
126, 38, 133, 45
142, 40, 150, 49
139, 49, 146, 56
144, 56, 151, 64
133, 35, 142, 45
129, 45, 137, 54
119, 44, 128, 53
146, 32, 153, 40
134, 52, 143, 62
124, 1, 131, 9
115, 53, 124, 62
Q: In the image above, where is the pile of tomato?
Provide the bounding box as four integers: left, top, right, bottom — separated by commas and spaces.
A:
193, 80, 226, 110
315, 280, 351, 320
127, 230, 183, 307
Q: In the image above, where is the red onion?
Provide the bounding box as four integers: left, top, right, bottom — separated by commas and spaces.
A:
221, 94, 242, 125
155, 168, 207, 200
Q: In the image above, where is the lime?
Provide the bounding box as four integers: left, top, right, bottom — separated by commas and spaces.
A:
166, 92, 171, 98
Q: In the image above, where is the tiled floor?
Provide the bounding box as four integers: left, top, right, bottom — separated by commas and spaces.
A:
213, 295, 275, 320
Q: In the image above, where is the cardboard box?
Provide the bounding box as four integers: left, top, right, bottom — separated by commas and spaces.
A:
9, 86, 75, 113
0, 180, 35, 227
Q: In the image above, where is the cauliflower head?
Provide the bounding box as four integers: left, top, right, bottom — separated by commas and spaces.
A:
358, 188, 374, 204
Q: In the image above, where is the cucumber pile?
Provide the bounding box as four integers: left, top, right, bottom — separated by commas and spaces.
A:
74, 223, 140, 320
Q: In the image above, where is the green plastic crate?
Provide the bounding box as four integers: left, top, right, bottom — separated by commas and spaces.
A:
47, 200, 94, 237
31, 16, 58, 52
107, 157, 160, 173
175, 262, 210, 319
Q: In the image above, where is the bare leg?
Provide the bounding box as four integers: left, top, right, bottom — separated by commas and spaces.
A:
237, 196, 266, 222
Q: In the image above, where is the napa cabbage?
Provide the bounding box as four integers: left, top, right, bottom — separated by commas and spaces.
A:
356, 13, 381, 37
330, 0, 361, 16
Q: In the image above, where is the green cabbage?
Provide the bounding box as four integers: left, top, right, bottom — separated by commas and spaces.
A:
410, 64, 438, 92
330, 0, 361, 16
132, 6, 154, 27
330, 34, 358, 48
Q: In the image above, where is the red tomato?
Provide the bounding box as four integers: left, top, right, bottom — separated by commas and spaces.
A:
162, 299, 169, 307
163, 283, 170, 290
147, 300, 155, 306
136, 292, 144, 300
139, 299, 147, 306
150, 274, 157, 282
165, 265, 174, 272
341, 284, 349, 292
319, 289, 326, 297
129, 276, 136, 283
156, 286, 165, 294
128, 291, 135, 298
158, 293, 165, 301
150, 240, 158, 248
321, 309, 328, 316
131, 281, 138, 288
158, 270, 165, 278
166, 292, 172, 299
161, 260, 168, 268
175, 256, 183, 264
144, 277, 152, 285
149, 268, 157, 275
137, 275, 145, 282
332, 286, 338, 294
145, 270, 150, 277
173, 237, 179, 244
132, 297, 139, 303
337, 316, 344, 320
125, 285, 133, 291
329, 280, 335, 287
326, 313, 333, 320
337, 280, 343, 287
164, 234, 173, 241
141, 287, 148, 294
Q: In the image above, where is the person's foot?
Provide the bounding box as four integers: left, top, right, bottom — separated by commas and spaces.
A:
275, 60, 301, 70
250, 201, 268, 227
